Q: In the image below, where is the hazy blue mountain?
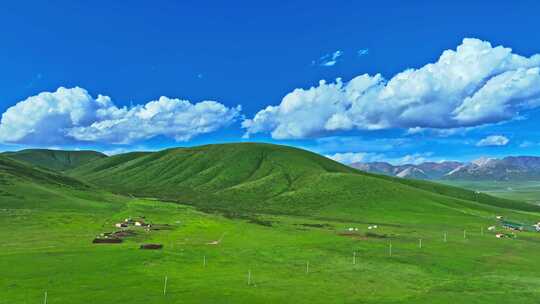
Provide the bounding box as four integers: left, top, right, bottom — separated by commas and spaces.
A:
351, 156, 540, 181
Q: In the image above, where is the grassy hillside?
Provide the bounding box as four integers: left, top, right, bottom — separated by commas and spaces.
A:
68, 143, 539, 221
5, 144, 540, 303
0, 154, 123, 211
0, 155, 88, 189
3, 149, 107, 171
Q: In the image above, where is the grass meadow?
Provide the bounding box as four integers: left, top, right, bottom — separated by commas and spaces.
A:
3, 192, 540, 303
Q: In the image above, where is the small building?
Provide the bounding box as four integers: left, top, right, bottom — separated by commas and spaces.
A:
496, 216, 504, 220
495, 233, 505, 238
115, 223, 128, 228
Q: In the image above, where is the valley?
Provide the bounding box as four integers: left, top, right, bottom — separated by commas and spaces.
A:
442, 180, 540, 204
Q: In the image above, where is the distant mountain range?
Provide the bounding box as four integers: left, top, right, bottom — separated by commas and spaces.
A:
351, 156, 540, 181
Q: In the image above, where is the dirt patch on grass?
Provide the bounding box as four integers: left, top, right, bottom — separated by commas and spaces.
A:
111, 230, 137, 238
337, 232, 367, 240
297, 223, 333, 229
337, 231, 389, 240
149, 224, 173, 230
140, 244, 163, 249
93, 238, 122, 244
365, 232, 389, 239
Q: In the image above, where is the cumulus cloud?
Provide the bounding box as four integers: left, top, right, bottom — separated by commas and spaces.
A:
313, 50, 343, 67
476, 135, 510, 147
405, 126, 472, 137
244, 38, 540, 139
326, 152, 373, 164
393, 153, 434, 165
315, 136, 410, 153
0, 87, 240, 145
101, 145, 157, 156
327, 151, 435, 165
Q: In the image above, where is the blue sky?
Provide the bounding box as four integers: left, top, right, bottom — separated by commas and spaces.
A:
1, 0, 540, 164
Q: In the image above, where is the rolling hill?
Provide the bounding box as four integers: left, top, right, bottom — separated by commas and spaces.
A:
4, 143, 540, 304
68, 143, 539, 220
3, 149, 107, 171
0, 154, 122, 211
0, 154, 88, 189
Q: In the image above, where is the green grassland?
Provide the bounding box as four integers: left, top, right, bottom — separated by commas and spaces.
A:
3, 149, 107, 171
3, 144, 540, 303
441, 180, 540, 204
67, 143, 538, 217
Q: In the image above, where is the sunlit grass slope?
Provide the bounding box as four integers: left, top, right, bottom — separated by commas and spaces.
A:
4, 145, 540, 303
0, 154, 123, 211
3, 196, 540, 304
3, 148, 107, 171
68, 143, 538, 221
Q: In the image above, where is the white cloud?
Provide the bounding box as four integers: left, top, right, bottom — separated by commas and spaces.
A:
101, 145, 157, 156
519, 141, 539, 148
244, 38, 540, 139
0, 87, 241, 145
476, 135, 510, 147
326, 151, 435, 165
357, 49, 369, 56
405, 126, 472, 137
315, 136, 410, 153
393, 153, 434, 165
313, 50, 344, 67
326, 152, 373, 164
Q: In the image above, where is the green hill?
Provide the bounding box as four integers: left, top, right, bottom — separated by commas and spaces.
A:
5, 144, 540, 303
0, 154, 122, 211
0, 155, 88, 189
3, 149, 107, 171
68, 143, 537, 220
